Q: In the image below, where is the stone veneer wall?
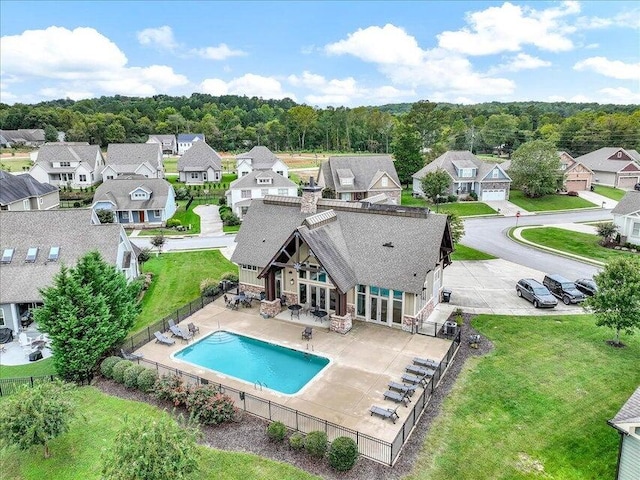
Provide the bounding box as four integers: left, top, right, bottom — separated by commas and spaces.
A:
280, 292, 299, 306
260, 298, 282, 318
385, 190, 401, 204
403, 297, 437, 333
238, 283, 264, 296
330, 312, 353, 334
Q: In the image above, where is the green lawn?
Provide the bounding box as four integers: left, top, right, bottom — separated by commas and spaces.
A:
593, 185, 627, 201
223, 225, 241, 233
508, 190, 596, 211
520, 227, 637, 263
401, 189, 428, 207
0, 158, 33, 172
136, 200, 202, 236
0, 386, 318, 480
162, 156, 179, 173
409, 314, 640, 480
401, 190, 496, 216
451, 244, 497, 261
135, 250, 237, 332
0, 358, 56, 379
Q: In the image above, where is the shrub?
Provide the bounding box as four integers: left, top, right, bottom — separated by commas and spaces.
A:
220, 272, 239, 283
218, 196, 226, 206
112, 360, 133, 384
567, 191, 579, 197
175, 187, 190, 200
266, 421, 287, 442
304, 430, 328, 458
100, 356, 123, 379
137, 368, 158, 393
289, 432, 305, 451
222, 212, 240, 226
123, 365, 146, 389
82, 198, 92, 205
218, 205, 231, 215
328, 436, 358, 471
73, 201, 81, 208
185, 385, 237, 425
166, 218, 182, 228
469, 191, 478, 201
447, 194, 458, 203
200, 278, 219, 297
154, 374, 190, 407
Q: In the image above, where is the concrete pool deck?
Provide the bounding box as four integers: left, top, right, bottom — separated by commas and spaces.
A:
137, 298, 453, 442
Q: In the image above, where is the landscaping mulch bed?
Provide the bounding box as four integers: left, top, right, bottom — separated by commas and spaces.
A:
95, 313, 491, 480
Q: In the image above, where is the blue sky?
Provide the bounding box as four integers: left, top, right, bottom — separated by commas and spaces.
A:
1, 1, 638, 106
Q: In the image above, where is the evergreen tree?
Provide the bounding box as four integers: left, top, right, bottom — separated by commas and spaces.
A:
392, 122, 423, 187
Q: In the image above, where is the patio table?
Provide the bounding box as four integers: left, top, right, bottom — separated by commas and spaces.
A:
311, 309, 328, 322
288, 304, 302, 319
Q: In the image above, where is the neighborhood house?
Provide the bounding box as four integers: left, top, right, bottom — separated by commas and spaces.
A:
609, 386, 640, 480
0, 170, 60, 211
226, 170, 298, 219
574, 147, 640, 190
236, 146, 289, 178
0, 129, 45, 148
102, 143, 164, 181
146, 134, 177, 156
30, 143, 105, 188
611, 191, 640, 246
177, 141, 222, 185
177, 133, 205, 155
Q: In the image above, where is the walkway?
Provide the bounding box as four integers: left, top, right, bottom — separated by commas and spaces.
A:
483, 200, 533, 217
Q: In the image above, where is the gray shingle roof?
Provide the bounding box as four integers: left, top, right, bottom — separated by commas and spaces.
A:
0, 171, 58, 205
236, 146, 281, 170
93, 177, 174, 210
321, 155, 401, 193
177, 141, 222, 172
148, 134, 176, 145
231, 196, 449, 294
230, 170, 297, 189
0, 209, 125, 303
35, 143, 102, 172
106, 143, 162, 171
574, 148, 640, 173
412, 150, 510, 183
177, 134, 205, 143
611, 191, 640, 215
610, 386, 640, 429
0, 129, 45, 143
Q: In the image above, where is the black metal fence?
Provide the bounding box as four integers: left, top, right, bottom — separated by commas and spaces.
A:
0, 375, 57, 396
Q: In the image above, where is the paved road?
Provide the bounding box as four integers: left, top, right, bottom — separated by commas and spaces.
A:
461, 208, 614, 279
130, 233, 236, 252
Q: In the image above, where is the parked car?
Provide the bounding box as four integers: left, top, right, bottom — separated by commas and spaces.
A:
634, 183, 640, 191
543, 274, 586, 305
575, 278, 598, 296
516, 279, 558, 308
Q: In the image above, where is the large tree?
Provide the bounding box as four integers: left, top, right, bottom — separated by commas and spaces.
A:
34, 251, 140, 381
583, 256, 640, 346
420, 169, 451, 203
509, 140, 562, 198
392, 121, 423, 187
288, 105, 318, 150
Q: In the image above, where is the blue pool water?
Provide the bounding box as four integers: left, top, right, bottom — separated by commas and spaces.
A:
174, 331, 329, 394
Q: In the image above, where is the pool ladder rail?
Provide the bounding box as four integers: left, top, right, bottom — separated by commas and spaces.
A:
306, 344, 314, 351
254, 380, 267, 391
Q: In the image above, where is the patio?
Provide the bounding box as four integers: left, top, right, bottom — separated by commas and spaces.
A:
136, 296, 454, 443
0, 325, 52, 366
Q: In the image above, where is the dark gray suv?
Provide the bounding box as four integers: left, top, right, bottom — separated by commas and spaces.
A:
543, 274, 586, 305
516, 278, 558, 308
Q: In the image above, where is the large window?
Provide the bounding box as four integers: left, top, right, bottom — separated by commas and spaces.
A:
241, 190, 251, 199
633, 222, 640, 237
261, 188, 269, 197
190, 172, 199, 179
278, 188, 288, 195
357, 285, 366, 316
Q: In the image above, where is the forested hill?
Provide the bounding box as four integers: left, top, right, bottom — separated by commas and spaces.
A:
1, 94, 638, 157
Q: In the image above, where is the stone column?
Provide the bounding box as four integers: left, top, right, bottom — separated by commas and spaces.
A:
260, 298, 282, 318
330, 312, 353, 334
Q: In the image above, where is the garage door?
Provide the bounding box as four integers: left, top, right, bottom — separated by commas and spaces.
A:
481, 189, 506, 201
565, 180, 587, 191
617, 176, 640, 189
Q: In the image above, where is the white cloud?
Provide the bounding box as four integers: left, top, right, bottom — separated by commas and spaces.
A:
437, 1, 579, 55
576, 9, 640, 30
325, 24, 424, 66
489, 53, 552, 74
599, 87, 640, 103
191, 43, 246, 60
39, 87, 95, 101
574, 57, 640, 80
199, 74, 295, 100
137, 26, 178, 51
585, 43, 599, 49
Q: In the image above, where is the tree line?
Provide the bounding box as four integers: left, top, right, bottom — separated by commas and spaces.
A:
0, 94, 638, 159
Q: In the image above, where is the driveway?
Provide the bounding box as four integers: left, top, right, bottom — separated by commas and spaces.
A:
194, 204, 223, 236
577, 190, 618, 209
483, 200, 533, 217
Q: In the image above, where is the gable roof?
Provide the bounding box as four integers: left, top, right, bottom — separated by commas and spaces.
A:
232, 196, 450, 294
148, 134, 176, 144
0, 129, 45, 143
0, 209, 125, 304
177, 133, 205, 143
611, 191, 640, 216
230, 170, 297, 190
0, 170, 58, 206
177, 141, 222, 172
610, 386, 640, 433
236, 146, 282, 170
574, 148, 640, 173
106, 143, 162, 172
93, 176, 173, 210
412, 150, 510, 183
35, 143, 102, 171
321, 155, 401, 193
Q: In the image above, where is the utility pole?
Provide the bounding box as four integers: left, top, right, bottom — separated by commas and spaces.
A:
469, 125, 475, 153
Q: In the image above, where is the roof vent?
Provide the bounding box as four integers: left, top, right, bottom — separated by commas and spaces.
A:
383, 242, 394, 248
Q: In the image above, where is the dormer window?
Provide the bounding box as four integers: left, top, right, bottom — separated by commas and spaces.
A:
492, 169, 499, 178
48, 246, 60, 261
60, 162, 70, 167
25, 247, 38, 263
340, 178, 353, 186
1, 248, 14, 264
257, 177, 272, 185
617, 151, 622, 158
381, 176, 389, 187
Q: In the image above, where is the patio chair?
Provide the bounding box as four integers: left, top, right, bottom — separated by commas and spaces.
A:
402, 373, 429, 387
405, 364, 435, 377
369, 405, 400, 423
169, 325, 192, 342
154, 331, 175, 346
383, 390, 410, 405
121, 348, 143, 361
302, 326, 312, 340
301, 301, 312, 317
388, 381, 418, 397
187, 323, 200, 335
413, 357, 440, 369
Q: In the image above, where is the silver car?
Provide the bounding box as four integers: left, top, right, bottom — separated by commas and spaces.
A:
516, 278, 558, 308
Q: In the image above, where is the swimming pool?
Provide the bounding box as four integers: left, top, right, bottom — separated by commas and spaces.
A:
173, 331, 329, 394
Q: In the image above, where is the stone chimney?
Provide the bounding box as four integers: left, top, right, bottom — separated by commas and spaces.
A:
301, 176, 323, 214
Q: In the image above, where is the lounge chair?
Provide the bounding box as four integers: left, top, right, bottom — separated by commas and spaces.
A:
383, 390, 410, 405
405, 365, 435, 377
388, 381, 418, 397
413, 357, 440, 369
154, 331, 175, 345
302, 327, 312, 340
188, 323, 200, 335
121, 348, 143, 360
168, 319, 176, 328
370, 405, 400, 423
402, 373, 428, 387
169, 325, 192, 342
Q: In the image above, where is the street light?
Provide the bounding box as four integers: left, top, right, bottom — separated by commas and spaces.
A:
436, 194, 440, 213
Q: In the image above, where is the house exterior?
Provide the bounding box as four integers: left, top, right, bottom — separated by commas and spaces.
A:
147, 134, 177, 155
412, 151, 512, 201
236, 146, 289, 178
609, 386, 640, 480
0, 209, 139, 333
611, 191, 640, 246
177, 134, 205, 155
177, 141, 222, 185
30, 143, 104, 188
92, 176, 176, 227
231, 182, 453, 334
226, 170, 298, 219
0, 129, 45, 147
0, 170, 60, 211
318, 155, 402, 204
102, 143, 164, 181
558, 151, 594, 191
574, 147, 640, 189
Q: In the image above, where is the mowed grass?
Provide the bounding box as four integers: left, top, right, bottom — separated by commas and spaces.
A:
401, 190, 496, 216
135, 250, 237, 331
162, 156, 179, 173
509, 190, 596, 211
0, 158, 33, 172
593, 185, 627, 201
0, 358, 56, 379
409, 314, 640, 480
0, 386, 318, 480
520, 227, 636, 262
451, 244, 497, 261
136, 200, 202, 236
